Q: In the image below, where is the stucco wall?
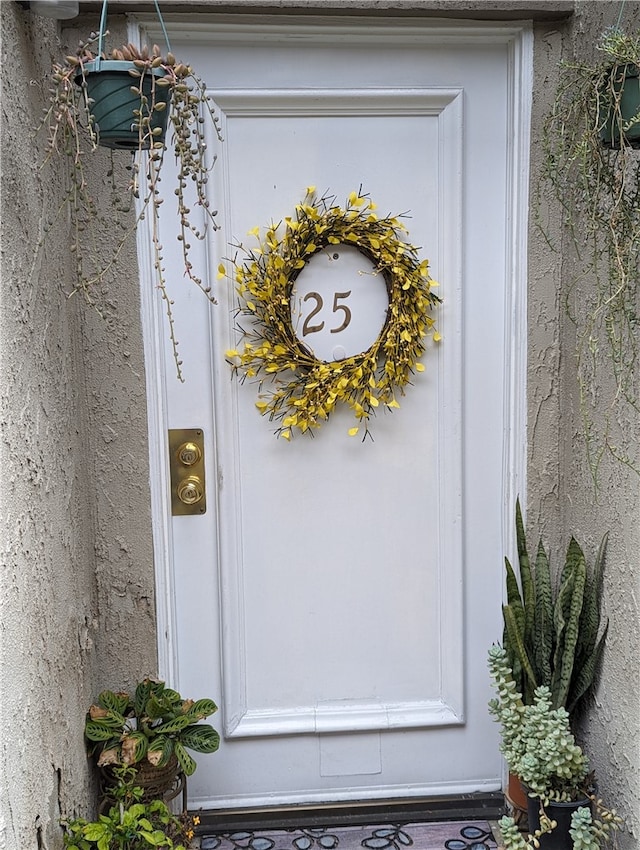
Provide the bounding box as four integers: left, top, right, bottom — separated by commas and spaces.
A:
562, 3, 639, 847
0, 5, 157, 849
1, 1, 638, 849
527, 3, 640, 848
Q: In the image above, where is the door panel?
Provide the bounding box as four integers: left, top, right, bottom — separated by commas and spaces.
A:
142, 17, 530, 810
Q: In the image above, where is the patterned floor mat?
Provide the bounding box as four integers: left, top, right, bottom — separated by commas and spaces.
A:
201, 821, 498, 850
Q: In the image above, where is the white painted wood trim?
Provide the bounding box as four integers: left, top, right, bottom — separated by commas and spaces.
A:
195, 777, 502, 810
136, 204, 179, 685
130, 11, 178, 687
139, 16, 534, 47
502, 26, 532, 564
227, 699, 462, 738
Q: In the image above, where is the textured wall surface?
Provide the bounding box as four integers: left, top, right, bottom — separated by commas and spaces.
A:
1, 1, 638, 848
0, 5, 157, 850
561, 4, 639, 847
527, 3, 640, 848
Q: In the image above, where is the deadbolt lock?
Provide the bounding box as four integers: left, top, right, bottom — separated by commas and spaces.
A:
168, 429, 206, 515
177, 475, 204, 505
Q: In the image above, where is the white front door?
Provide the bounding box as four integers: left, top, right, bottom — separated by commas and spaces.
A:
140, 16, 530, 811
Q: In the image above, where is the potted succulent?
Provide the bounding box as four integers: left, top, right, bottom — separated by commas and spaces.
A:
500, 501, 608, 816
62, 765, 199, 849
85, 678, 219, 804
541, 27, 640, 477
40, 0, 223, 380
488, 645, 623, 850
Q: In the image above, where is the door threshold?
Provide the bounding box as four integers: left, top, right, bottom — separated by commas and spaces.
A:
194, 792, 506, 832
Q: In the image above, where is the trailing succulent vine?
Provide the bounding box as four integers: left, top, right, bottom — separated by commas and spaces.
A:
41, 32, 223, 380
540, 27, 640, 481
502, 501, 608, 715
499, 806, 622, 850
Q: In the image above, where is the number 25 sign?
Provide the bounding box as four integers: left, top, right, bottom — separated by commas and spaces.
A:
290, 245, 389, 362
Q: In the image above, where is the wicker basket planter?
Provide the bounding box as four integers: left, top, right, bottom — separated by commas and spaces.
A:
99, 755, 186, 811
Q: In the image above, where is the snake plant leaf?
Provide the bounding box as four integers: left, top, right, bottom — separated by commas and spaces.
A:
505, 557, 525, 615
503, 557, 525, 681
180, 725, 220, 754
568, 534, 608, 713
574, 533, 607, 664
551, 540, 586, 709
174, 740, 197, 776
515, 499, 535, 645
147, 734, 174, 768
567, 621, 608, 714
503, 603, 538, 701
533, 539, 553, 687
551, 569, 572, 703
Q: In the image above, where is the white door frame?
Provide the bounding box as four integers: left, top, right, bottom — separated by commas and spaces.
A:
134, 12, 531, 726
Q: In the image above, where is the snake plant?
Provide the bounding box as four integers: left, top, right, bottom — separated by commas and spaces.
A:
502, 501, 608, 714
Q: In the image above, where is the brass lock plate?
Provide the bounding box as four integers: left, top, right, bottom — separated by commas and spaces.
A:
168, 428, 206, 516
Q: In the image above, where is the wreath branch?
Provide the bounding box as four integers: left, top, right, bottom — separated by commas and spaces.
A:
224, 188, 441, 439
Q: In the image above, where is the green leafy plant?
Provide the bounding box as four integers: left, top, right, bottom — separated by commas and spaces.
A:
62, 767, 197, 850
85, 679, 219, 777
488, 645, 623, 849
502, 500, 608, 714
540, 27, 640, 480
41, 30, 223, 380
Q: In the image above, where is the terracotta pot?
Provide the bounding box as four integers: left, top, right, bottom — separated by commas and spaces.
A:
505, 772, 529, 813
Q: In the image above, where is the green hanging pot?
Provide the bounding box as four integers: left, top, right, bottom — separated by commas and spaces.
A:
600, 62, 640, 149
75, 59, 170, 150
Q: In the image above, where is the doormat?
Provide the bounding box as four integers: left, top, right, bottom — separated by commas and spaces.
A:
200, 821, 498, 850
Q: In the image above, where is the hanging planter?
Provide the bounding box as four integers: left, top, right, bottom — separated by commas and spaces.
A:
76, 58, 170, 150
40, 0, 224, 380
541, 26, 640, 478
599, 61, 640, 148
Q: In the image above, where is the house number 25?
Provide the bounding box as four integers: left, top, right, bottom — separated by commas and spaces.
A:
302, 290, 353, 337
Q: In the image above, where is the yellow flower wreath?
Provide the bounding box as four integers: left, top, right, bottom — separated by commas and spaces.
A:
225, 189, 441, 439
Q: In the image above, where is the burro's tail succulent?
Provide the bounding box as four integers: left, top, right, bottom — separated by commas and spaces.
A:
502, 500, 608, 714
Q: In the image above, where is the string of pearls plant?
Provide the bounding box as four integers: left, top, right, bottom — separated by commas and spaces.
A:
225, 189, 441, 440
41, 33, 223, 380
540, 27, 640, 481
